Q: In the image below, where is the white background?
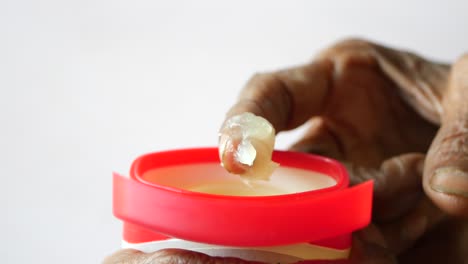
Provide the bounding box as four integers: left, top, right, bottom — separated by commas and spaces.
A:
1, 0, 467, 263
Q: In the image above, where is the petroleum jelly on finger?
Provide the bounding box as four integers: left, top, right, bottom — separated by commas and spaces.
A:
219, 112, 278, 181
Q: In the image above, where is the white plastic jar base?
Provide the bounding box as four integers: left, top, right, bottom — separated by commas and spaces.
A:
122, 238, 350, 264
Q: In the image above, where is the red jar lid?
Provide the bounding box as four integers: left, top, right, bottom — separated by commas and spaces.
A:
113, 147, 373, 247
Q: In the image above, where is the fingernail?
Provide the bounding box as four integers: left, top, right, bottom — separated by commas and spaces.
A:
430, 167, 468, 197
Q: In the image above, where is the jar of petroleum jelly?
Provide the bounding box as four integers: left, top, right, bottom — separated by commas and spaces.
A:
113, 147, 373, 263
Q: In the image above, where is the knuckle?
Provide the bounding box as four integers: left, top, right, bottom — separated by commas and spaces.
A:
448, 53, 468, 100
333, 37, 374, 49
452, 53, 468, 73
430, 122, 468, 165
244, 72, 283, 97
321, 37, 375, 57
455, 53, 468, 64
249, 71, 266, 80
318, 37, 377, 74
247, 72, 276, 86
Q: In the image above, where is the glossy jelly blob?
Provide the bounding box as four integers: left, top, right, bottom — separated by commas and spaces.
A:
219, 112, 278, 181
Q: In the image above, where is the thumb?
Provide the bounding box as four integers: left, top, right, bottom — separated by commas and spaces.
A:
424, 54, 468, 217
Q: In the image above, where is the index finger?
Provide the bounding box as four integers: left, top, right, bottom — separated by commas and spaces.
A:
219, 60, 333, 176
224, 59, 333, 133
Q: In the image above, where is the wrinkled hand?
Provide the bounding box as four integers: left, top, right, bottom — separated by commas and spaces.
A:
219, 38, 468, 263
105, 39, 468, 263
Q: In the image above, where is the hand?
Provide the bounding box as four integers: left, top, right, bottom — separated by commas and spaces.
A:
218, 38, 468, 263
221, 38, 468, 216
105, 39, 468, 263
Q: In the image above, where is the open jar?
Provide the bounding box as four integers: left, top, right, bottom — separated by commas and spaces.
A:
113, 147, 373, 263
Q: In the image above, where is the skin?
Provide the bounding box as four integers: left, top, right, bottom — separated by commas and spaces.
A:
104, 39, 468, 263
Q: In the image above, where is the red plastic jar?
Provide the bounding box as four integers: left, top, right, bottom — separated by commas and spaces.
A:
113, 147, 373, 263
